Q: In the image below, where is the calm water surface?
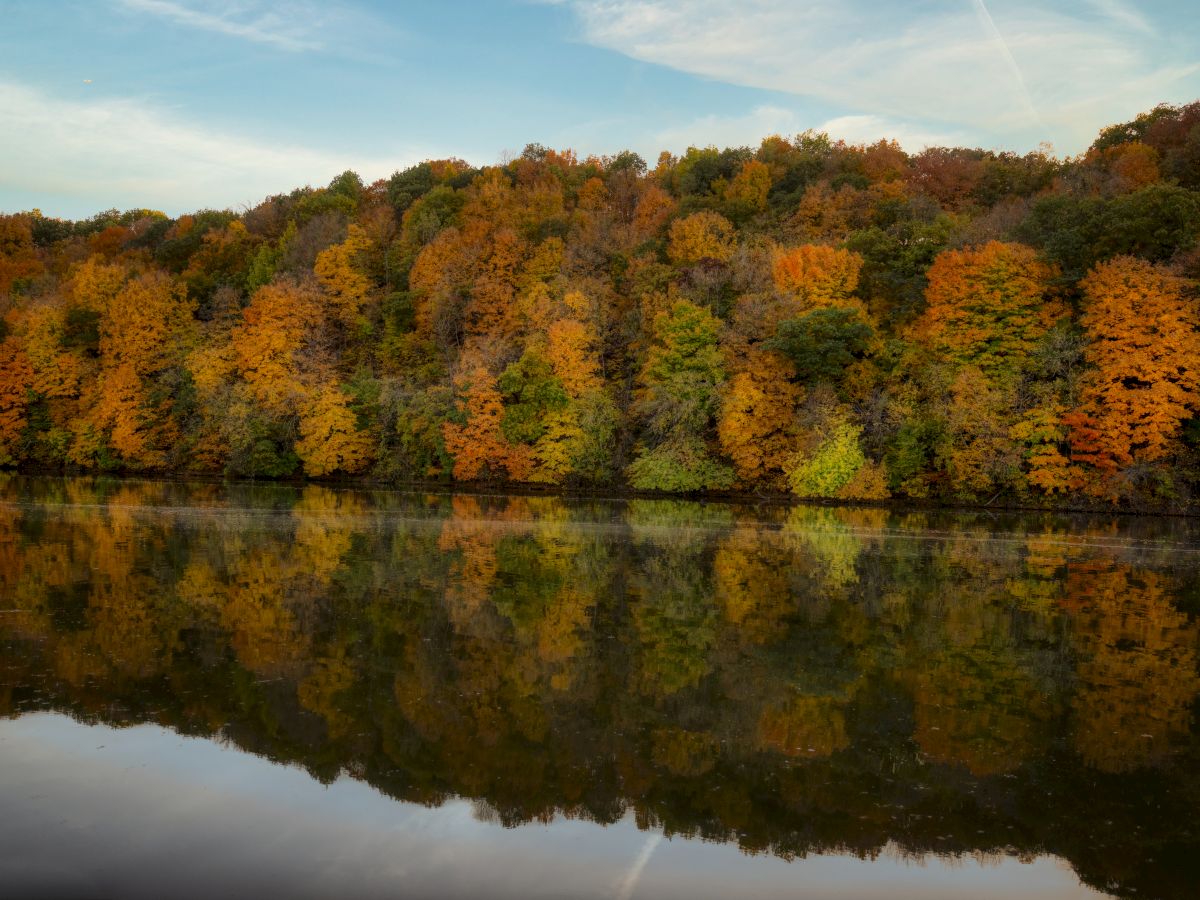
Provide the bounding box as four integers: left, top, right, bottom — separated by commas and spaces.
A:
1, 476, 1197, 898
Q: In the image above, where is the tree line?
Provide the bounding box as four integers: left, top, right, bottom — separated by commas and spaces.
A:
2, 102, 1200, 506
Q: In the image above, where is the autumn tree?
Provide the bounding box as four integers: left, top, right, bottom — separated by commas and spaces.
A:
1072, 256, 1200, 473
296, 384, 375, 476
231, 280, 322, 414
717, 349, 800, 486
915, 241, 1062, 378
721, 159, 771, 222
101, 270, 194, 376
628, 301, 732, 491
667, 211, 735, 266
938, 367, 1023, 498
442, 366, 532, 481
68, 255, 128, 313
771, 244, 863, 312
314, 223, 374, 326
539, 318, 616, 483
0, 336, 33, 464
0, 214, 43, 295
13, 304, 84, 401
787, 422, 887, 500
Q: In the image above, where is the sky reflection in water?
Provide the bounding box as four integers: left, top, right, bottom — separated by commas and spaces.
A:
0, 715, 1102, 900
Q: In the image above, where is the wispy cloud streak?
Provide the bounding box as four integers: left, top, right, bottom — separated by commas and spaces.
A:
118, 0, 322, 51
557, 0, 1200, 152
1086, 0, 1156, 36
0, 80, 423, 216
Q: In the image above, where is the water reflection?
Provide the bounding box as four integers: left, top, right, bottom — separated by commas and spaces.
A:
1, 476, 1199, 898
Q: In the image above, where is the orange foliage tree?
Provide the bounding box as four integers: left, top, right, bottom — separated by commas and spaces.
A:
0, 214, 43, 295
231, 280, 321, 414
0, 336, 33, 464
466, 227, 526, 344
91, 362, 170, 469
1073, 256, 1200, 471
915, 241, 1062, 378
442, 366, 531, 481
771, 244, 863, 312
545, 319, 601, 397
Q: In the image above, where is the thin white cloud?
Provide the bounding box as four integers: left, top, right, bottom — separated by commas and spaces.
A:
1086, 0, 1156, 36
118, 0, 324, 51
0, 81, 428, 217
558, 1, 1200, 153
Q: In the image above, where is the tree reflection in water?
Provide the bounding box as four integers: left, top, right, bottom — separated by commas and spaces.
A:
1, 476, 1198, 898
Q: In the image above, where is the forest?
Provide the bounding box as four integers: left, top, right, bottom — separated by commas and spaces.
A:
1, 102, 1199, 507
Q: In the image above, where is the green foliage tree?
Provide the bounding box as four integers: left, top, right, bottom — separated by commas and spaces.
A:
766, 309, 874, 385
498, 352, 569, 445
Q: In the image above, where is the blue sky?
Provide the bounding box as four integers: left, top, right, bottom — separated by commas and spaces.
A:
1, 0, 1198, 218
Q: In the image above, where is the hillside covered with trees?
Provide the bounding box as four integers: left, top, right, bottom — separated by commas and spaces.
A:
2, 102, 1199, 507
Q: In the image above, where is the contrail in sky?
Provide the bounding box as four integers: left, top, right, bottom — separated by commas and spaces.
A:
970, 0, 1042, 127
615, 832, 663, 900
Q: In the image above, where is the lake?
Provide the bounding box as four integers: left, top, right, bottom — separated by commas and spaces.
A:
1, 476, 1197, 898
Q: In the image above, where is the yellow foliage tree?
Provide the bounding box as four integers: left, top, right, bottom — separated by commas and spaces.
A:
942, 366, 1023, 497
14, 304, 82, 399
102, 271, 194, 376
1009, 403, 1073, 494
667, 210, 735, 265
717, 349, 801, 485
68, 256, 127, 313
296, 384, 374, 476
722, 159, 771, 218
314, 223, 373, 326
530, 407, 585, 484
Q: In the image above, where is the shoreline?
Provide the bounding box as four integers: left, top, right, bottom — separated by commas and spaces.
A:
8, 467, 1199, 521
